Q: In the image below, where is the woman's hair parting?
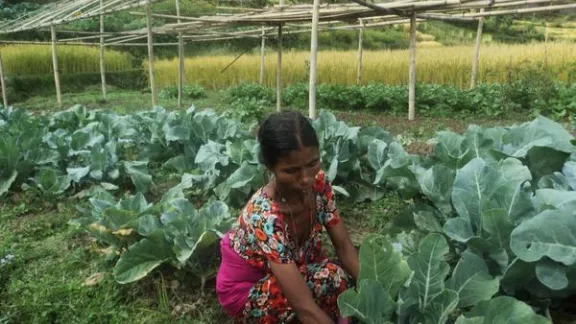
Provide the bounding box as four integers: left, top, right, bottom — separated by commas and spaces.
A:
257, 111, 319, 168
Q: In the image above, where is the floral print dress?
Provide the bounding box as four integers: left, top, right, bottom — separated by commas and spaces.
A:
227, 170, 353, 323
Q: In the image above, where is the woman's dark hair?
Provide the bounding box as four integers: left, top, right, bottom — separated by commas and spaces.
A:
257, 111, 319, 168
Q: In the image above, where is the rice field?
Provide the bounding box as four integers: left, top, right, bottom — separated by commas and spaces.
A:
0, 45, 134, 76
149, 42, 576, 89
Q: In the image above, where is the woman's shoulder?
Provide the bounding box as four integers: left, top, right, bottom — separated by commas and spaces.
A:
313, 169, 332, 195
240, 188, 279, 224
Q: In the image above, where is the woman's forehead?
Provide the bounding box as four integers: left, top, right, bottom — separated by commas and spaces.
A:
276, 147, 319, 167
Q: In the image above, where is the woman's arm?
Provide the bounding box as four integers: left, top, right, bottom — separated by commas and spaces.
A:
270, 262, 335, 324
327, 221, 360, 280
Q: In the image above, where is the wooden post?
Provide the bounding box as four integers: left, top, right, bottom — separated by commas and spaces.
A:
260, 26, 266, 85
0, 53, 8, 108
276, 24, 283, 112
470, 9, 484, 89
309, 0, 320, 119
544, 23, 549, 71
408, 13, 416, 121
146, 0, 157, 107
176, 0, 184, 108
51, 25, 62, 107
99, 0, 107, 101
356, 19, 364, 85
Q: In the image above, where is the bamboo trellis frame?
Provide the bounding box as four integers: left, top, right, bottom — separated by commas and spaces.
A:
0, 0, 572, 118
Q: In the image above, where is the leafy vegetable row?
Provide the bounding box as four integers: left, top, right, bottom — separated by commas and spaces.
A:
0, 105, 399, 205
338, 116, 576, 323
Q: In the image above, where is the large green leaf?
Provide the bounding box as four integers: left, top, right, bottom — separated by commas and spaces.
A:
71, 128, 104, 151
357, 234, 411, 297
0, 170, 17, 196
502, 258, 576, 299
367, 139, 388, 171
67, 166, 90, 183
416, 164, 455, 216
432, 131, 469, 169
138, 214, 161, 236
510, 205, 576, 266
413, 205, 444, 233
411, 289, 459, 324
445, 251, 500, 308
113, 234, 173, 284
535, 258, 569, 290
532, 188, 576, 212
30, 168, 70, 194
467, 237, 509, 275
526, 146, 569, 181
536, 172, 572, 191
119, 192, 152, 214
165, 125, 190, 142
338, 279, 395, 324
450, 157, 532, 240
443, 218, 475, 243
185, 230, 222, 273
374, 142, 419, 192
399, 233, 450, 313
459, 296, 550, 324
124, 161, 152, 193
562, 160, 576, 190
454, 317, 483, 324
497, 116, 573, 158
195, 141, 229, 171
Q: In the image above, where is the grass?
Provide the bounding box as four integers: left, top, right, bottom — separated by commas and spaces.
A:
0, 198, 230, 324
149, 42, 576, 90
0, 45, 134, 77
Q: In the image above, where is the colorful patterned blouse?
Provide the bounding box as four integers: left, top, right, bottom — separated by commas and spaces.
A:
228, 170, 341, 273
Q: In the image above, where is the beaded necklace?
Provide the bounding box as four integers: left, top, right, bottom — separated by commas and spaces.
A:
275, 183, 315, 250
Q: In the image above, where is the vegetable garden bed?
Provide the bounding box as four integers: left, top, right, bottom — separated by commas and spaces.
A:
1, 104, 575, 323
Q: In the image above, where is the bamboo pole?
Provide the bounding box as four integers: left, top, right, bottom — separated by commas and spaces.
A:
544, 23, 549, 70
309, 0, 321, 119
260, 26, 266, 85
356, 19, 364, 85
176, 0, 184, 108
51, 25, 62, 107
100, 0, 107, 101
408, 13, 416, 121
0, 40, 89, 45
276, 24, 283, 112
470, 8, 484, 89
60, 35, 104, 42
105, 35, 147, 45
0, 53, 8, 108
146, 0, 157, 107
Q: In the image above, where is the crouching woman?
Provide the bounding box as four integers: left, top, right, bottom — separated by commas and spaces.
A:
216, 111, 359, 324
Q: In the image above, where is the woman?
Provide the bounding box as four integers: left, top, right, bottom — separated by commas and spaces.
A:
216, 111, 360, 324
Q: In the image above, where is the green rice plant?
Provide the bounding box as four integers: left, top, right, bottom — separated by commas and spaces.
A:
147, 42, 576, 90
0, 45, 133, 76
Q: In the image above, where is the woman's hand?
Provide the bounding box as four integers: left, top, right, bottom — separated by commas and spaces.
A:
270, 262, 336, 324
327, 221, 360, 281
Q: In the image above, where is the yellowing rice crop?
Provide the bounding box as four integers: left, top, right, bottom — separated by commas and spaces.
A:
149, 42, 575, 89
0, 45, 134, 76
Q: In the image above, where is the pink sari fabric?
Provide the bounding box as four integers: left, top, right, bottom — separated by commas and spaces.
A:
216, 231, 351, 323
216, 231, 265, 317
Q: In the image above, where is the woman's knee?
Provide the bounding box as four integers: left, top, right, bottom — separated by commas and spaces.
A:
307, 261, 352, 292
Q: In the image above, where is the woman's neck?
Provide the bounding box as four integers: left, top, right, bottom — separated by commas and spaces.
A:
270, 181, 308, 204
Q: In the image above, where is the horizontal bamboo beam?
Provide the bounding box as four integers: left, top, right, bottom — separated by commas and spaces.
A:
0, 40, 93, 46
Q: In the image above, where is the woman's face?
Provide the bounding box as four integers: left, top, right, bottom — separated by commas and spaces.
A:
271, 146, 321, 193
